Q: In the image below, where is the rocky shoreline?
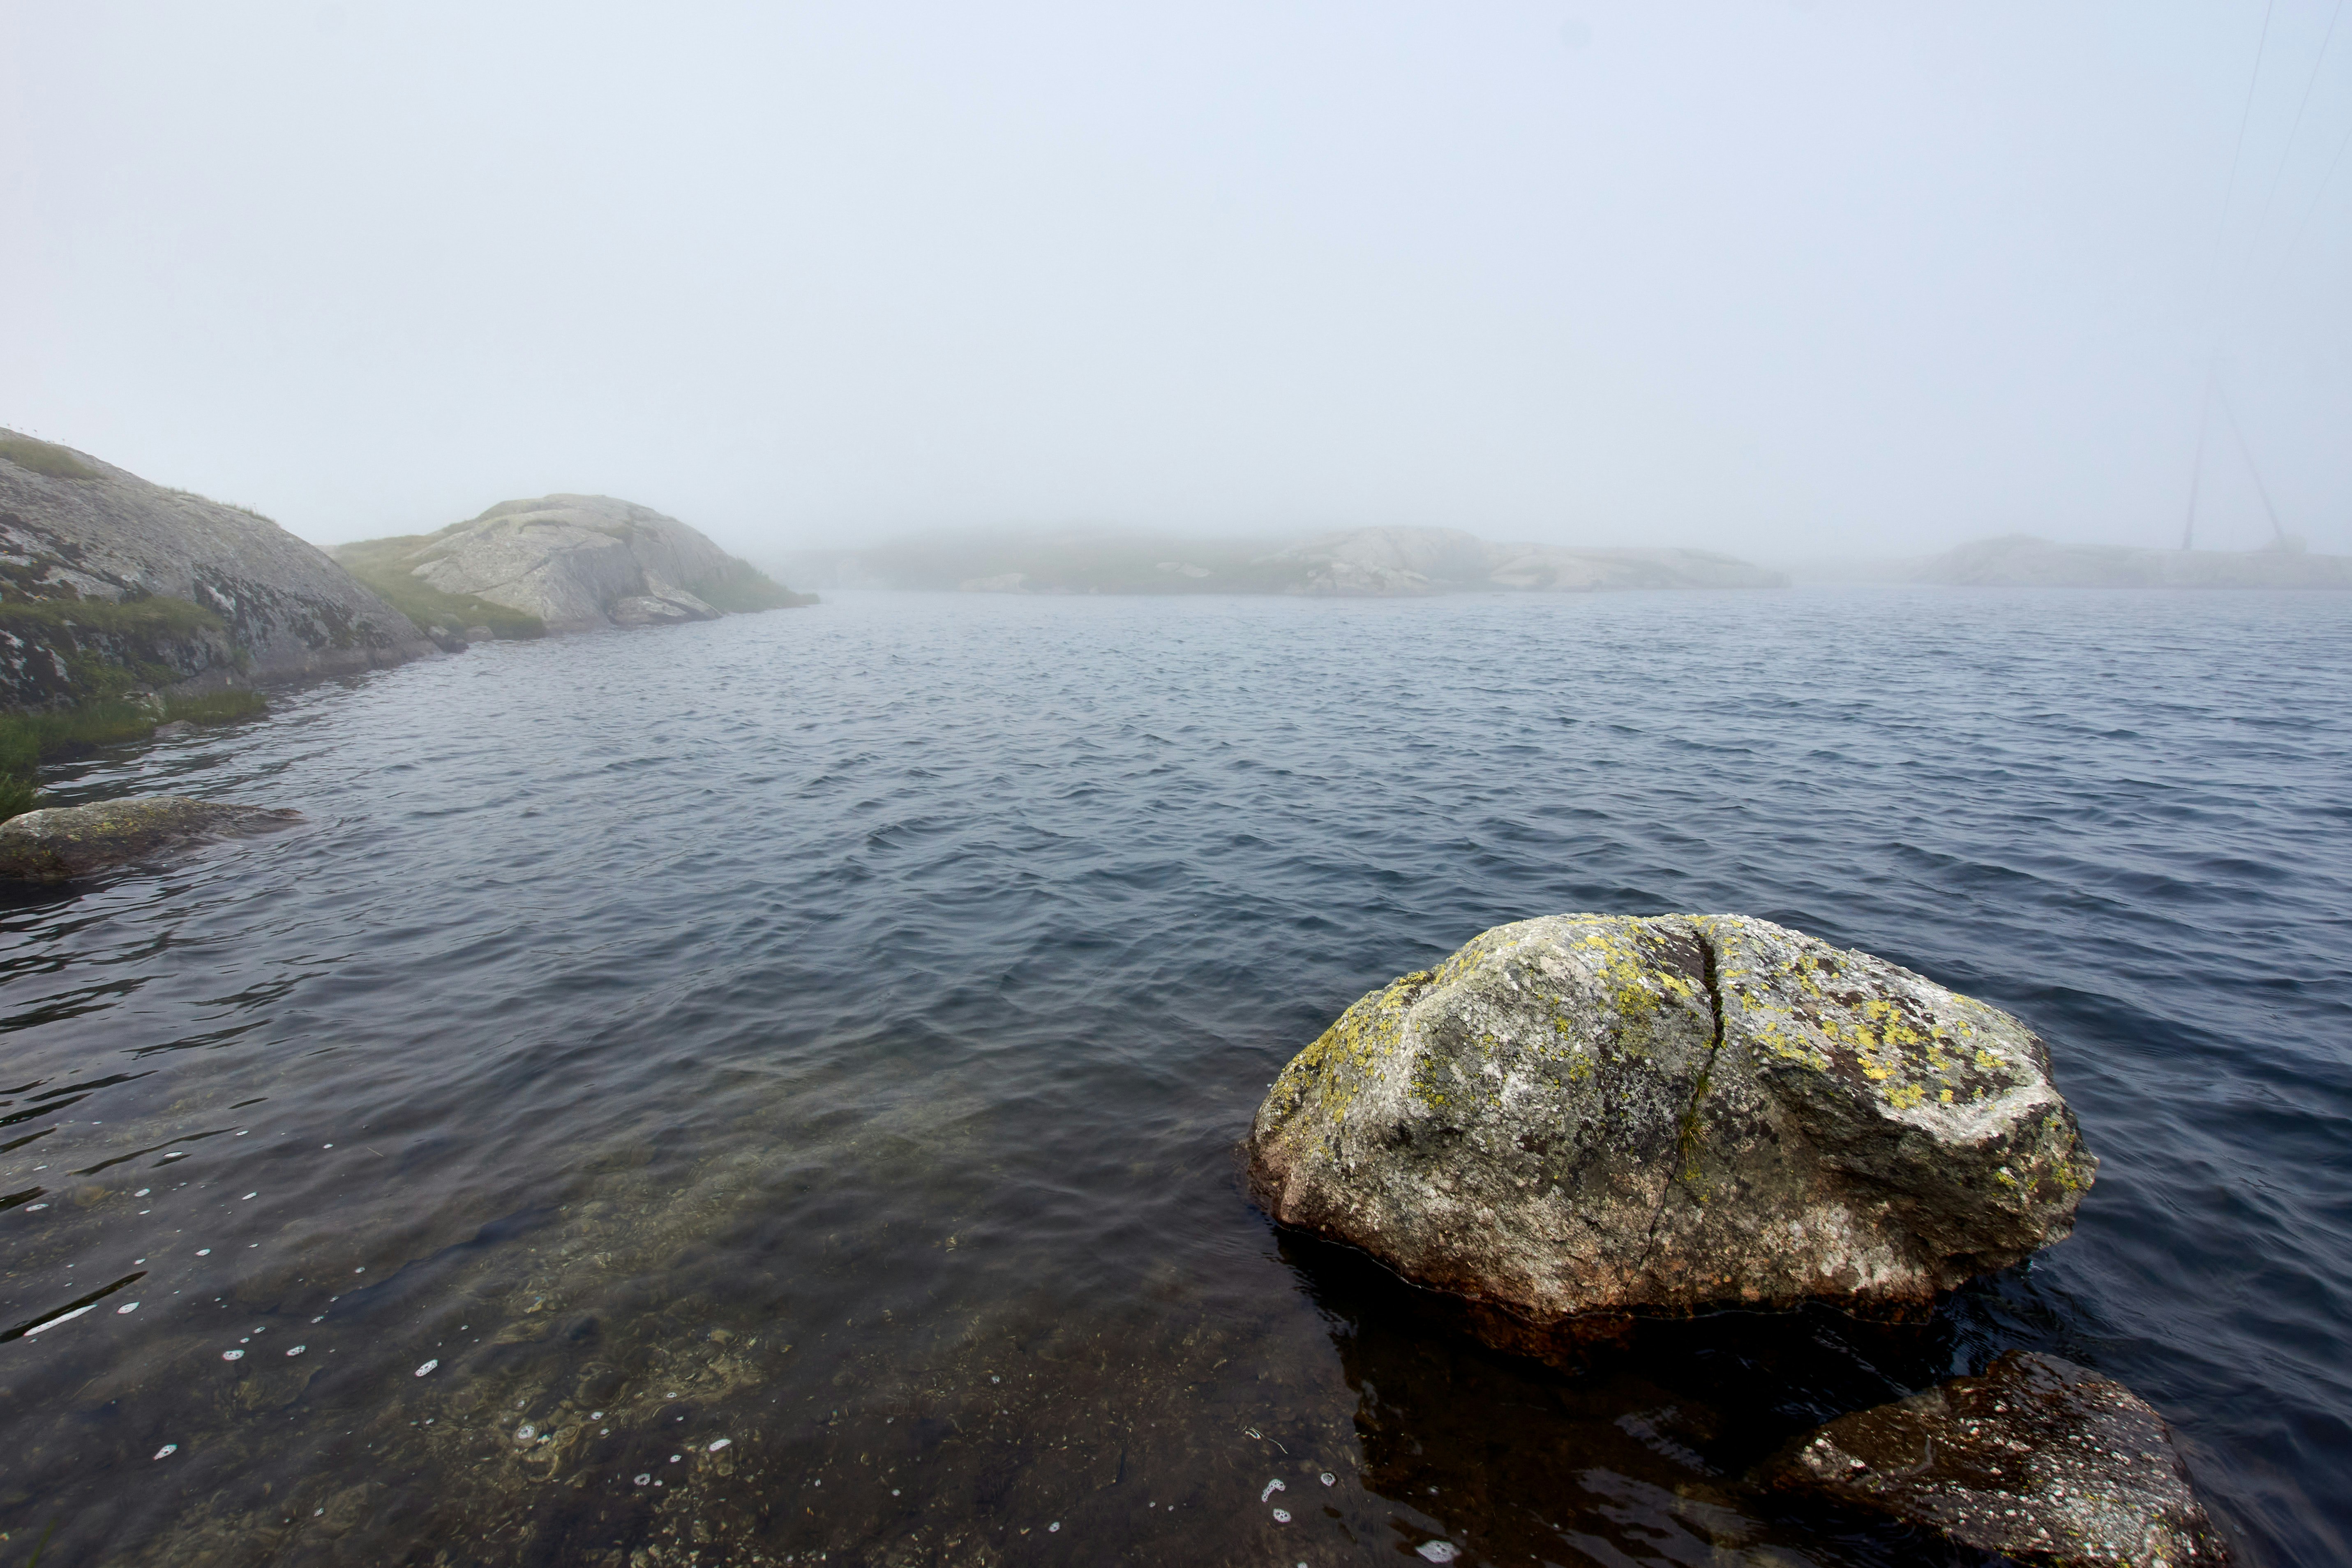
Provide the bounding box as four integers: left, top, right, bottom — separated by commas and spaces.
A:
1, 432, 813, 848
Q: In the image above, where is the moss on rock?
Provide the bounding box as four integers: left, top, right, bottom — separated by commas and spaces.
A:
0, 794, 302, 881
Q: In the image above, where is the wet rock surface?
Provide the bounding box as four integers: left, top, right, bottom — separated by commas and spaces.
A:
1247, 914, 2096, 1328
0, 794, 302, 881
1779, 1350, 2232, 1566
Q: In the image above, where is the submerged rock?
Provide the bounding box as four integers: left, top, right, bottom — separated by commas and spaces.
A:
1247, 914, 2093, 1326
0, 795, 302, 881
1778, 1351, 2231, 1565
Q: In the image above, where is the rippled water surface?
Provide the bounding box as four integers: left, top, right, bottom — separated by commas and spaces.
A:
3, 588, 2349, 1566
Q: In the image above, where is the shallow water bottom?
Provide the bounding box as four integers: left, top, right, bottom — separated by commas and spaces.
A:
6, 588, 2349, 1563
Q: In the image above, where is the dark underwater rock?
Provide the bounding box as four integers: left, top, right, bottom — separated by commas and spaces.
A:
1778, 1350, 2231, 1566
1246, 914, 2094, 1328
0, 794, 303, 882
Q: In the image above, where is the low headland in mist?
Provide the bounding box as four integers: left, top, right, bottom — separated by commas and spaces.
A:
1781, 533, 2352, 590
779, 525, 1788, 597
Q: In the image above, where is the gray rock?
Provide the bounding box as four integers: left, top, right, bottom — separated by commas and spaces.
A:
0, 429, 435, 708
1778, 1350, 2231, 1566
610, 587, 718, 626
150, 720, 194, 738
0, 795, 304, 882
345, 495, 791, 633
1247, 914, 2094, 1327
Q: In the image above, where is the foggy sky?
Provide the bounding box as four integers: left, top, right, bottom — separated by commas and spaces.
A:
5, 1, 2349, 560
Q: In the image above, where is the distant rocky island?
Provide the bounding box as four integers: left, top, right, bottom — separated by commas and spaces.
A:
781, 525, 1789, 596
335, 495, 812, 644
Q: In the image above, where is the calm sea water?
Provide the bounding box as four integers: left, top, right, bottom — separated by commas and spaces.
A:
2, 588, 2348, 1567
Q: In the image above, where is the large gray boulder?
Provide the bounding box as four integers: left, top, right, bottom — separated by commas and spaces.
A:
341, 495, 803, 634
0, 796, 303, 882
0, 430, 434, 707
1779, 1351, 2231, 1566
1247, 914, 2094, 1325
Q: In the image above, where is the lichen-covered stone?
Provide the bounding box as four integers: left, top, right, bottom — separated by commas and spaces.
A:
1246, 914, 2094, 1323
0, 795, 302, 882
1778, 1351, 2231, 1566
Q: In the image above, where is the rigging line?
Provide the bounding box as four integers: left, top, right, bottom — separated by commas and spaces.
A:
2182, 363, 2216, 551
2204, 0, 2280, 310
2244, 0, 2346, 254
2213, 378, 2291, 547
2268, 95, 2352, 286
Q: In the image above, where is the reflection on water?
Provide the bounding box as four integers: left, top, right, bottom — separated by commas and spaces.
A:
2, 588, 2348, 1564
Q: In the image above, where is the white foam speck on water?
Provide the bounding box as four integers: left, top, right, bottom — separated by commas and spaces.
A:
242, 1192, 256, 1200
117, 1302, 140, 1314
708, 1438, 731, 1452
591, 1411, 604, 1419
134, 1188, 150, 1197
288, 1344, 305, 1356
670, 1454, 682, 1463
154, 1445, 177, 1459
195, 1248, 210, 1256
1048, 1522, 1060, 1533
515, 1424, 536, 1441
1417, 1543, 1460, 1563
634, 1473, 651, 1485
221, 1349, 244, 1361
1320, 1472, 1335, 1486
1272, 1508, 1291, 1524
1260, 1478, 1287, 1501
25, 1304, 96, 1335
414, 1359, 438, 1377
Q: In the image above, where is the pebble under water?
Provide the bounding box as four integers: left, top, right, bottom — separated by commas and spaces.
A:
2, 587, 2348, 1567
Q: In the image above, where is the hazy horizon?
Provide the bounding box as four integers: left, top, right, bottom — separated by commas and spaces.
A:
6, 2, 2349, 561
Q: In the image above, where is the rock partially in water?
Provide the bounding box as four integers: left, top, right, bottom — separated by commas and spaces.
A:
1777, 1351, 2232, 1566
0, 795, 303, 882
1246, 914, 2094, 1328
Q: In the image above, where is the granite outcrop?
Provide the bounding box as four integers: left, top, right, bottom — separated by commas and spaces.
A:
335, 495, 811, 635
0, 430, 433, 708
